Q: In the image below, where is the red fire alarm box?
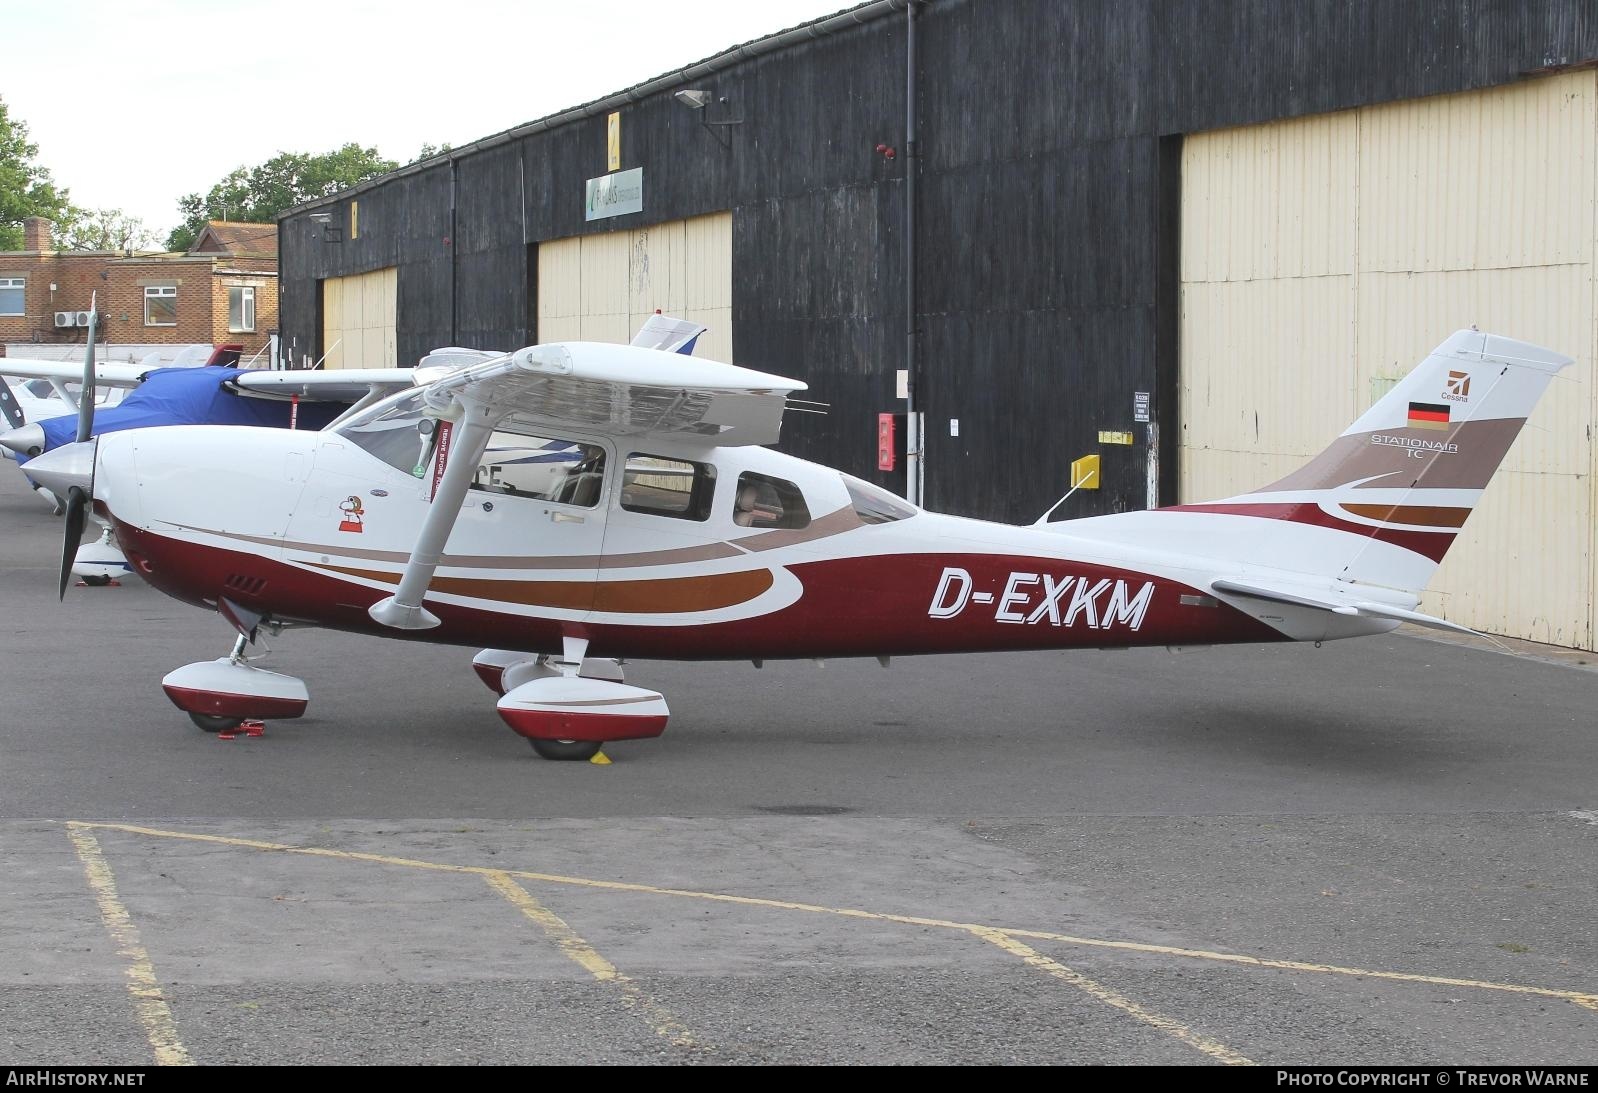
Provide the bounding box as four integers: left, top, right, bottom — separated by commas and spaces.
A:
877, 412, 897, 471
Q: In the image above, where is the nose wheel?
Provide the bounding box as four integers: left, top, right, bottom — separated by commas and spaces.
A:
189, 712, 244, 733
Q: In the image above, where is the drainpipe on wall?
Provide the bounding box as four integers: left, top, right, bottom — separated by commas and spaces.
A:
903, 0, 922, 506
450, 156, 459, 346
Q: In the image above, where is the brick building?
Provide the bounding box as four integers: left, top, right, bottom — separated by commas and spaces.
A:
0, 218, 277, 357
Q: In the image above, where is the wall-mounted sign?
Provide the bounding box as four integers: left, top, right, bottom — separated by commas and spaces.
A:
607, 112, 621, 172
585, 167, 643, 222
1098, 430, 1134, 445
1133, 391, 1151, 423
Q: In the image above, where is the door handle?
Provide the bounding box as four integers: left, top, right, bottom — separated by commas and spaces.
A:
550, 511, 584, 524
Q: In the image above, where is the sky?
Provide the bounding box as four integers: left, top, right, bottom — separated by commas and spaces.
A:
2, 0, 861, 240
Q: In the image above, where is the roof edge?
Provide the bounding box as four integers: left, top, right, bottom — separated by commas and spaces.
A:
280, 0, 908, 220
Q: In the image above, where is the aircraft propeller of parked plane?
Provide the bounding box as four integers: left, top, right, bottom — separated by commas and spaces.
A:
21, 326, 1568, 760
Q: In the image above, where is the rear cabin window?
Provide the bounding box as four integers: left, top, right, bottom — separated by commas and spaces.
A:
621, 455, 716, 521
472, 430, 606, 508
733, 472, 811, 530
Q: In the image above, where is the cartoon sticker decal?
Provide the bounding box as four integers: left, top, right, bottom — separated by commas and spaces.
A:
338, 496, 366, 533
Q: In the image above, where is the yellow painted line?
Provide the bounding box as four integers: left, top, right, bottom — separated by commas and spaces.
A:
968, 925, 1252, 1065
70, 821, 1598, 1013
1001, 926, 1598, 1009
65, 824, 193, 1067
483, 871, 697, 1048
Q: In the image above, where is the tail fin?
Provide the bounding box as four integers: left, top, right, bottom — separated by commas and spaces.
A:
1175, 330, 1571, 593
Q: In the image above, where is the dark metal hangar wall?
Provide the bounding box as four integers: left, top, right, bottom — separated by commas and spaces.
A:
279, 0, 1594, 522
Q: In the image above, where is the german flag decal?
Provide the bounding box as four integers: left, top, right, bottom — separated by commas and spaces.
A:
1407, 402, 1450, 431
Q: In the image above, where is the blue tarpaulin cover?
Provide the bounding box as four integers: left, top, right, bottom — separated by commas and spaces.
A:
29, 368, 347, 459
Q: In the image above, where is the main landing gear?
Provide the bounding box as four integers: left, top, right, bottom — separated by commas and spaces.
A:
473, 639, 669, 761
160, 628, 666, 761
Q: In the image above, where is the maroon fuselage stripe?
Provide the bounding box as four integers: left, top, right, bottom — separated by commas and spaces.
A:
1163, 502, 1456, 563
111, 518, 1286, 660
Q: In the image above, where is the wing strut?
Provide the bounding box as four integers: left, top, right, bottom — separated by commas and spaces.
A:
367, 398, 497, 630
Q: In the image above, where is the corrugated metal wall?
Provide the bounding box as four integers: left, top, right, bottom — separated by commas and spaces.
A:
1180, 72, 1597, 647
537, 212, 732, 361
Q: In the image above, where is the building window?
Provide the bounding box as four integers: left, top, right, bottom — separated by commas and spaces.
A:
228, 286, 256, 332
144, 285, 177, 326
0, 277, 23, 316
621, 455, 716, 521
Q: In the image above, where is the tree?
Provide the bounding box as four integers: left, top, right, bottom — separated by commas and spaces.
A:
166, 144, 399, 251
0, 96, 77, 250
57, 207, 160, 252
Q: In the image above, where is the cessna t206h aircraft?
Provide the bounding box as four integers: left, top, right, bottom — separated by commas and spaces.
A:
23, 329, 1570, 760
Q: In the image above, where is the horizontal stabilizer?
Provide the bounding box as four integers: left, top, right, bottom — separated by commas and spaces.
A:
1211, 578, 1480, 636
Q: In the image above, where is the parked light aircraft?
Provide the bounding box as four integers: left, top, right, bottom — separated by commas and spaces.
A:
22, 328, 1568, 759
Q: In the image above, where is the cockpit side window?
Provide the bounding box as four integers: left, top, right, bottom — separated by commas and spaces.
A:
472, 431, 606, 508
842, 474, 916, 524
733, 472, 811, 530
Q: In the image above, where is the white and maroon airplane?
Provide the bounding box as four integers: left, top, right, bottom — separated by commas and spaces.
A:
22, 329, 1569, 759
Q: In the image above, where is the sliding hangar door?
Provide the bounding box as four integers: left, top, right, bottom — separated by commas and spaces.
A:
537, 212, 733, 364
1179, 71, 1596, 648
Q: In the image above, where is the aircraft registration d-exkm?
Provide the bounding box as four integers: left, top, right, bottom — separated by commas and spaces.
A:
23, 330, 1570, 760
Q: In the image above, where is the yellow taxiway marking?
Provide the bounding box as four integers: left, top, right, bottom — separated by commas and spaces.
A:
483, 871, 698, 1049
1001, 926, 1598, 1010
70, 822, 1598, 1021
65, 824, 194, 1067
969, 925, 1253, 1065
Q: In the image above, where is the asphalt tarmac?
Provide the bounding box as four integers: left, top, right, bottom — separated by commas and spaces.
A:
1, 468, 1594, 1065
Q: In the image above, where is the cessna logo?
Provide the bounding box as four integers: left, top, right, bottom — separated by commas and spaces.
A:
928, 567, 1155, 629
1442, 370, 1471, 403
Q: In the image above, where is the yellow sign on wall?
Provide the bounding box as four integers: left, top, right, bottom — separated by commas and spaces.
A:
1070, 453, 1101, 489
607, 112, 621, 172
1097, 430, 1134, 445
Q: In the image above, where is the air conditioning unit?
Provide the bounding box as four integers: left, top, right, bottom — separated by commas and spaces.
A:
74, 311, 94, 327
54, 312, 75, 328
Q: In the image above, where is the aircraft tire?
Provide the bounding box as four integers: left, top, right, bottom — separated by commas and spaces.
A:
189, 712, 243, 733
80, 575, 113, 587
528, 738, 602, 761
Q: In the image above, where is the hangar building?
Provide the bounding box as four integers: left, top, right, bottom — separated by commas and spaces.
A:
278, 0, 1598, 649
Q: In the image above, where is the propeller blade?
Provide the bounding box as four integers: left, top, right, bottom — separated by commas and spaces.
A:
59, 487, 87, 600
0, 375, 23, 431
76, 295, 97, 445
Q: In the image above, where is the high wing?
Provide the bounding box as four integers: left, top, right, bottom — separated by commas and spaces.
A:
426, 341, 805, 447
366, 340, 806, 631
230, 367, 424, 401
0, 358, 150, 390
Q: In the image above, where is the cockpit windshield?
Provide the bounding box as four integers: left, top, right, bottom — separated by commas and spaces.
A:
338, 388, 440, 477
842, 474, 917, 524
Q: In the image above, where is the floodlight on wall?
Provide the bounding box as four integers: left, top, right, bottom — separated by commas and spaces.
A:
673, 87, 742, 147
308, 211, 341, 243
